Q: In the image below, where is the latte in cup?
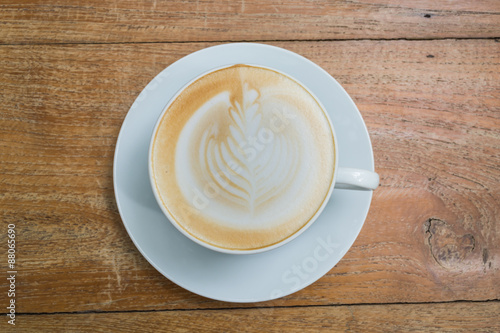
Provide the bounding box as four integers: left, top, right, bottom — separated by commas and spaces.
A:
150, 65, 335, 251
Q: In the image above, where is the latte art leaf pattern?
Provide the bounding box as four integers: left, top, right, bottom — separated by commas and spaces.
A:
198, 83, 300, 214
153, 65, 335, 249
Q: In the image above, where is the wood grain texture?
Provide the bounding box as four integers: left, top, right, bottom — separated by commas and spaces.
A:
12, 302, 500, 332
0, 0, 499, 44
0, 40, 499, 314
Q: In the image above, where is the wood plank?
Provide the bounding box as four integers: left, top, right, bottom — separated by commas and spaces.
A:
0, 40, 499, 313
12, 302, 500, 332
0, 0, 499, 44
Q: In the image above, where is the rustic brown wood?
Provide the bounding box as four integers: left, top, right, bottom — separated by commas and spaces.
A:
0, 0, 499, 44
12, 302, 500, 332
1, 40, 498, 314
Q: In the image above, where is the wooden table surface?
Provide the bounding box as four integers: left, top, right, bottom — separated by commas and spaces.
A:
1, 1, 499, 331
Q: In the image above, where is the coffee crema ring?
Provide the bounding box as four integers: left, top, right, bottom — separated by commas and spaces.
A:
151, 65, 335, 250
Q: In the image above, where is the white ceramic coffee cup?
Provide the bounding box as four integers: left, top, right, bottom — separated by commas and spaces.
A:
149, 64, 379, 255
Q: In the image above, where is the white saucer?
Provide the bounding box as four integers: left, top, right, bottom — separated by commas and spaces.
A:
113, 43, 375, 303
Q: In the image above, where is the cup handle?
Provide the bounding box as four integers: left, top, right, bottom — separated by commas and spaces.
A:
335, 167, 379, 190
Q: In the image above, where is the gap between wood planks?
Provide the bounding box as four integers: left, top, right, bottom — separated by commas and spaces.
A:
10, 299, 500, 316
0, 36, 498, 47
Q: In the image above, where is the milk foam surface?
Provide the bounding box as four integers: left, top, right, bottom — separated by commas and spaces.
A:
152, 65, 335, 250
